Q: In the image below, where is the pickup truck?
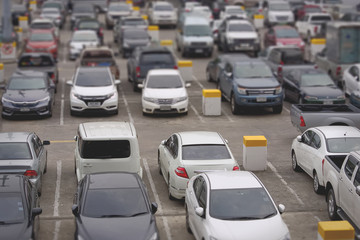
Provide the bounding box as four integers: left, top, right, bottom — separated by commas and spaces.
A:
290, 104, 360, 132
295, 12, 332, 42
323, 151, 360, 238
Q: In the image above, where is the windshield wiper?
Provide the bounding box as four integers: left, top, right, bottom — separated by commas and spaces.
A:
223, 216, 261, 220
98, 214, 128, 218
262, 212, 276, 219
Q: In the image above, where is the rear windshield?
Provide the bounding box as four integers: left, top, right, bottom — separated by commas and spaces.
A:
154, 5, 173, 11
275, 28, 300, 38
73, 4, 94, 13
182, 144, 231, 160
78, 21, 99, 29
0, 143, 32, 160
80, 140, 131, 158
82, 50, 112, 58
19, 56, 54, 67
140, 52, 174, 65
311, 16, 332, 21
281, 50, 304, 64
326, 138, 360, 153
30, 23, 53, 29
29, 32, 54, 42
124, 30, 148, 39
109, 4, 130, 11
0, 193, 25, 223
123, 19, 146, 26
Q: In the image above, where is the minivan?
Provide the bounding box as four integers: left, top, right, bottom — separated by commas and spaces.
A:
74, 121, 143, 181
175, 15, 214, 57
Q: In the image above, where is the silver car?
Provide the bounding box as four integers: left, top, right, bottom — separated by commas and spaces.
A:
0, 132, 50, 195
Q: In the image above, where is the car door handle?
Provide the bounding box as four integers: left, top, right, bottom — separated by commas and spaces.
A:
348, 188, 353, 193
84, 164, 92, 167
339, 177, 343, 181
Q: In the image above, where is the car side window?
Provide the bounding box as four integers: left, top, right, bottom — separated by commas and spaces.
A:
310, 132, 321, 149
225, 63, 232, 73
172, 135, 179, 159
344, 155, 358, 180
31, 137, 40, 158
354, 166, 360, 187
198, 181, 207, 209
302, 130, 314, 146
193, 177, 203, 198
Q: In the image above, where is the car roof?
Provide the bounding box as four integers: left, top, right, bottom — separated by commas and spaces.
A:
314, 126, 360, 138
184, 16, 209, 25
177, 131, 225, 145
154, 1, 172, 6
205, 171, 262, 190
72, 30, 97, 35
0, 132, 31, 142
32, 18, 55, 24
87, 172, 141, 189
0, 175, 24, 193
78, 66, 110, 74
290, 67, 325, 75
225, 5, 243, 10
148, 69, 180, 76
42, 7, 60, 12
79, 121, 136, 139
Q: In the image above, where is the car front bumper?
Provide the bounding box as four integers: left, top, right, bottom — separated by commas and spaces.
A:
234, 94, 283, 107
2, 101, 51, 118
70, 95, 118, 114
142, 99, 188, 114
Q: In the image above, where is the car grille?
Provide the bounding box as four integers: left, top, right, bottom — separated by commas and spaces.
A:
157, 99, 173, 105
191, 42, 207, 47
246, 88, 276, 95
276, 16, 288, 21
13, 101, 40, 107
78, 95, 109, 105
234, 39, 254, 44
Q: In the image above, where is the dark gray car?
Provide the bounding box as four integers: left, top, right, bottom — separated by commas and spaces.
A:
70, 3, 97, 29
119, 29, 151, 58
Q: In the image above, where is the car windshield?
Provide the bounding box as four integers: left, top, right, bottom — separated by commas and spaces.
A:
124, 31, 148, 39
19, 56, 54, 67
72, 32, 97, 42
80, 140, 130, 158
42, 9, 60, 15
78, 21, 99, 29
300, 74, 334, 87
0, 143, 32, 160
154, 5, 173, 11
305, 7, 321, 13
73, 5, 93, 13
281, 50, 304, 64
269, 3, 291, 11
8, 77, 47, 90
184, 25, 211, 36
140, 53, 174, 65
229, 23, 254, 32
29, 32, 53, 42
109, 4, 130, 11
182, 144, 231, 160
43, 2, 61, 9
146, 75, 183, 88
30, 23, 53, 30
75, 70, 112, 87
275, 28, 299, 38
0, 193, 25, 223
123, 19, 146, 26
234, 63, 273, 78
326, 138, 360, 153
210, 188, 277, 220
83, 188, 148, 218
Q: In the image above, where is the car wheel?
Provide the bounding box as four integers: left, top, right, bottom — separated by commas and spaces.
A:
133, 81, 139, 92
327, 188, 340, 220
223, 42, 228, 53
291, 152, 301, 172
185, 205, 193, 234
168, 175, 175, 200
273, 104, 282, 114
206, 68, 212, 82
313, 172, 324, 194
158, 152, 162, 175
230, 93, 240, 115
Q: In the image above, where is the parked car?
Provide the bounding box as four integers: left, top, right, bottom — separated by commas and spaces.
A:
291, 126, 360, 193
340, 12, 360, 22
40, 7, 63, 29
71, 0, 107, 13
1, 71, 55, 118
127, 46, 177, 91
140, 69, 190, 115
105, 2, 132, 29
72, 172, 158, 240
220, 5, 247, 20
25, 29, 58, 60
218, 56, 283, 114
191, 6, 213, 23
29, 18, 59, 40
113, 16, 148, 43
0, 175, 42, 240
68, 30, 100, 60
118, 28, 151, 58
264, 0, 295, 26
158, 131, 239, 200
11, 4, 32, 26
185, 171, 290, 240
74, 18, 104, 45
70, 3, 97, 29
294, 4, 322, 21
282, 68, 345, 104
0, 132, 50, 195
264, 25, 305, 51
73, 122, 143, 181
295, 13, 333, 42
66, 67, 120, 116
17, 52, 59, 87
41, 0, 67, 16
147, 1, 177, 28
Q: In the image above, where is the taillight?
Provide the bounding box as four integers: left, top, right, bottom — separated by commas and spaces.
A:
74, 28, 78, 31
99, 28, 103, 36
233, 166, 240, 171
174, 66, 178, 70
314, 65, 318, 69
213, 8, 219, 12
213, 29, 218, 34
136, 66, 141, 77
314, 26, 318, 34
277, 65, 283, 79
336, 66, 341, 76
50, 73, 55, 79
210, 15, 213, 19
175, 167, 189, 178
24, 170, 38, 178
300, 115, 306, 127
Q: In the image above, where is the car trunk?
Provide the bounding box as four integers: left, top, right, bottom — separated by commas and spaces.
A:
181, 159, 236, 179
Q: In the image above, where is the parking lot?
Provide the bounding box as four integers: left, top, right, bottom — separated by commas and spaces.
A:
1, 0, 352, 239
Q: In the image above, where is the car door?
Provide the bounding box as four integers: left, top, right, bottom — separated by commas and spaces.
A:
338, 155, 359, 223
283, 71, 300, 101
308, 131, 324, 184
160, 135, 176, 181
351, 165, 360, 227
192, 177, 208, 240
221, 62, 234, 98
296, 130, 315, 175
187, 176, 203, 239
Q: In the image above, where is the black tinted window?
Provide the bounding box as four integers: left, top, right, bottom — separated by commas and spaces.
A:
80, 140, 130, 158
75, 70, 112, 87
147, 75, 183, 88
0, 143, 32, 160
30, 23, 53, 29
344, 155, 358, 180
182, 145, 231, 160
19, 56, 54, 67
140, 53, 174, 65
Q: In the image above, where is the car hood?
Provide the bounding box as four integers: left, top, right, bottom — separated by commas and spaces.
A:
70, 41, 99, 49
73, 85, 115, 96
227, 32, 258, 39
277, 38, 303, 46
302, 86, 343, 97
143, 88, 187, 99
0, 222, 32, 240
77, 214, 155, 240
235, 77, 279, 88
124, 39, 150, 46
3, 89, 50, 102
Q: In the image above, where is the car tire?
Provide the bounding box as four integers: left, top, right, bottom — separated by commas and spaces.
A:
185, 205, 193, 234
48, 105, 53, 118
313, 172, 324, 194
158, 152, 162, 175
327, 188, 340, 220
70, 110, 76, 116
291, 152, 301, 172
230, 93, 240, 115
168, 175, 175, 200
273, 104, 282, 114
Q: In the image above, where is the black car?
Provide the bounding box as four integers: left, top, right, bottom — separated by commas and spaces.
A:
70, 3, 97, 29
340, 12, 360, 22
119, 28, 151, 58
127, 46, 177, 91
282, 68, 346, 104
11, 4, 32, 26
0, 71, 55, 118
113, 16, 148, 43
0, 174, 42, 240
74, 18, 104, 45
72, 172, 159, 240
17, 53, 59, 90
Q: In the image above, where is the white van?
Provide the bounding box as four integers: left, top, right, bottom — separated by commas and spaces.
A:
74, 121, 143, 181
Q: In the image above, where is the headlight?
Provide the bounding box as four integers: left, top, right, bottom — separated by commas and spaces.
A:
277, 42, 284, 46
304, 95, 318, 101
207, 40, 213, 46
174, 96, 187, 103
26, 45, 35, 51
254, 38, 260, 44
337, 94, 345, 100
123, 42, 129, 48
300, 41, 305, 47
184, 41, 191, 46
106, 92, 116, 99
1, 97, 11, 104
148, 232, 158, 240
143, 97, 157, 103
72, 93, 82, 100
237, 86, 246, 94
275, 86, 282, 94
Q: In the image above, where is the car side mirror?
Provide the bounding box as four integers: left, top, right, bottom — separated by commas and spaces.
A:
225, 72, 232, 78
72, 204, 79, 216
151, 202, 158, 214
43, 140, 51, 145
138, 84, 144, 89
32, 207, 42, 217
278, 204, 285, 214
114, 80, 121, 85
161, 140, 166, 145
74, 136, 78, 141
195, 207, 204, 218
66, 80, 73, 86
296, 135, 302, 142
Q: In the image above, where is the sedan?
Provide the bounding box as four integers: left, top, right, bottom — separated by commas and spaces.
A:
264, 25, 305, 51
68, 30, 100, 60
140, 69, 189, 115
119, 28, 151, 58
0, 175, 42, 240
291, 126, 360, 193
74, 18, 104, 45
148, 1, 177, 28
72, 172, 159, 240
25, 29, 58, 60
342, 63, 360, 96
158, 131, 240, 200
1, 70, 55, 118
283, 68, 345, 104
185, 171, 290, 240
0, 132, 50, 195
67, 66, 120, 116
29, 18, 59, 41
105, 2, 133, 29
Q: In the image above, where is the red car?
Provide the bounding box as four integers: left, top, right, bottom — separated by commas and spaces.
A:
295, 5, 322, 20
25, 29, 58, 60
264, 25, 305, 51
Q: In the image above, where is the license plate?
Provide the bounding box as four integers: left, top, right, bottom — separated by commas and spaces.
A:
256, 97, 267, 102
241, 43, 249, 47
20, 108, 30, 112
324, 100, 333, 104
88, 102, 101, 107
195, 49, 203, 53
160, 105, 171, 111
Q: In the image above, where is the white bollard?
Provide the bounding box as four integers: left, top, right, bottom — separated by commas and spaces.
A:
0, 42, 17, 61
253, 14, 264, 29
178, 61, 192, 83
19, 16, 29, 31
318, 221, 354, 240
160, 40, 173, 53
29, 0, 37, 12
243, 136, 267, 171
0, 63, 4, 83
132, 6, 140, 16
15, 27, 23, 46
148, 25, 159, 44
310, 38, 326, 62
202, 89, 221, 116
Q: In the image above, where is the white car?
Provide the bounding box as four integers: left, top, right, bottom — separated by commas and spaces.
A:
105, 2, 133, 29
140, 69, 189, 115
265, 1, 294, 26
342, 63, 360, 96
191, 6, 213, 23
184, 2, 200, 12
185, 171, 290, 240
147, 1, 177, 27
40, 7, 62, 28
30, 18, 59, 39
67, 67, 120, 116
220, 5, 247, 20
158, 131, 240, 200
68, 30, 100, 60
291, 126, 360, 193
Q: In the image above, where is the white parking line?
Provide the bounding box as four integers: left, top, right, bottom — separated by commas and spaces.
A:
142, 158, 172, 240
314, 216, 321, 222
120, 86, 134, 124
283, 105, 290, 113
267, 162, 305, 206
192, 75, 205, 89
221, 109, 234, 122
53, 160, 62, 240
60, 78, 65, 126
190, 102, 205, 123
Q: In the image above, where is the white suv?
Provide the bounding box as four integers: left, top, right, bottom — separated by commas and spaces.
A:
265, 1, 295, 26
